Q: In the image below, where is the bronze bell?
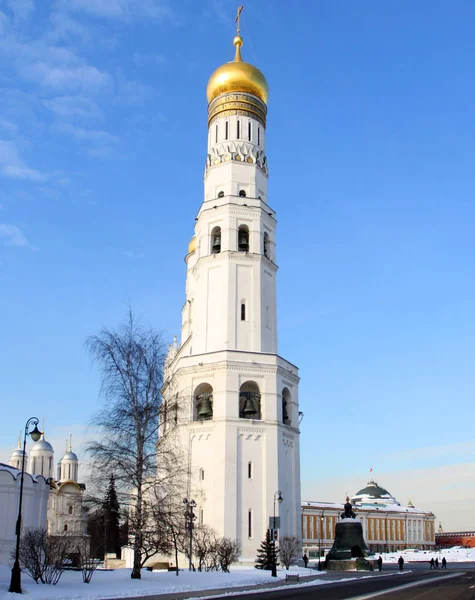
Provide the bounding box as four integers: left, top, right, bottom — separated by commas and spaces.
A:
238, 234, 249, 251
197, 394, 213, 419
212, 234, 221, 253
242, 395, 259, 417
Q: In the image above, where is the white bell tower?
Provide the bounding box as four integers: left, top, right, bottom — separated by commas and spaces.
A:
162, 17, 301, 562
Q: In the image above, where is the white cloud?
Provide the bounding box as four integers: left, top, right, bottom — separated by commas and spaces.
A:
46, 10, 92, 44
115, 70, 153, 106
6, 0, 34, 22
43, 95, 102, 119
60, 0, 173, 21
0, 224, 30, 247
54, 122, 118, 144
0, 140, 46, 181
0, 118, 18, 134
21, 61, 111, 92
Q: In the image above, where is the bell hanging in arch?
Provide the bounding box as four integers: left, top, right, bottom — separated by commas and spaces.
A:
197, 394, 213, 419
212, 233, 221, 253
242, 394, 259, 418
238, 233, 249, 251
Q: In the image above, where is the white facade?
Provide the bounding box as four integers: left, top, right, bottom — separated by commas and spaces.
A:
0, 463, 50, 565
162, 35, 301, 562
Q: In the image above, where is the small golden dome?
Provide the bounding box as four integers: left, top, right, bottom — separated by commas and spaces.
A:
206, 35, 268, 105
187, 235, 196, 255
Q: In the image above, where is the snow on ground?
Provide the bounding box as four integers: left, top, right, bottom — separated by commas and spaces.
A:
0, 565, 322, 600
373, 546, 475, 564
1, 547, 471, 600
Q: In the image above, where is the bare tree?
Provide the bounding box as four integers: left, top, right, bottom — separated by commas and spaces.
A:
42, 535, 71, 585
16, 528, 72, 585
278, 536, 300, 570
86, 310, 169, 579
76, 537, 99, 583
16, 528, 47, 583
214, 537, 241, 573
193, 525, 218, 572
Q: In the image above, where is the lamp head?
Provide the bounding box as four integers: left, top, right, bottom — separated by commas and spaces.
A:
30, 425, 42, 442
276, 491, 283, 504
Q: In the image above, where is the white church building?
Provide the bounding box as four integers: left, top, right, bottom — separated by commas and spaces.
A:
161, 22, 301, 562
8, 433, 87, 540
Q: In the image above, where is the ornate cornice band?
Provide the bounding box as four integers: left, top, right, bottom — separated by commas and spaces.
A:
208, 92, 267, 127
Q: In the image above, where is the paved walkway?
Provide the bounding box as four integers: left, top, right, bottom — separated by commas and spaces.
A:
105, 569, 392, 600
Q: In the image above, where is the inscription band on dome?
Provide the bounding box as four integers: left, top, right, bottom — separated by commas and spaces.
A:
208, 92, 267, 127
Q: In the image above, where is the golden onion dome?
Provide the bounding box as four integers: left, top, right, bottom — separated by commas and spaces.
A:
187, 235, 196, 255
206, 35, 268, 105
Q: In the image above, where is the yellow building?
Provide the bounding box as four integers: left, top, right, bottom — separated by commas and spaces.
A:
302, 481, 436, 557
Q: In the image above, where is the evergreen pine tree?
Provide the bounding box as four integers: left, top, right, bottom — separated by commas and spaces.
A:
103, 474, 121, 557
255, 529, 279, 570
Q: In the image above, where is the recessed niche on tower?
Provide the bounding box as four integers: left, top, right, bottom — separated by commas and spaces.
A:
282, 387, 292, 426
238, 225, 249, 251
194, 383, 214, 420
239, 381, 261, 420
263, 232, 270, 259
211, 226, 222, 254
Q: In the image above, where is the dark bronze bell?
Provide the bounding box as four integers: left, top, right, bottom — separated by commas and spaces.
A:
242, 395, 259, 417
238, 234, 249, 251
212, 234, 221, 253
197, 394, 213, 419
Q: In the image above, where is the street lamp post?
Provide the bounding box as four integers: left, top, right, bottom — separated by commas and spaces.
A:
9, 417, 42, 594
271, 491, 283, 577
183, 498, 196, 572
318, 513, 324, 570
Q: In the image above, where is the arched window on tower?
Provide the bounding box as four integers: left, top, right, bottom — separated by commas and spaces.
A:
282, 387, 291, 426
211, 226, 221, 254
194, 383, 213, 421
263, 232, 270, 259
239, 381, 261, 420
217, 191, 224, 198
240, 301, 246, 321
258, 127, 260, 145
239, 190, 246, 197
215, 124, 218, 143
225, 121, 229, 140
237, 120, 240, 139
248, 121, 252, 141
68, 505, 73, 515
238, 225, 249, 252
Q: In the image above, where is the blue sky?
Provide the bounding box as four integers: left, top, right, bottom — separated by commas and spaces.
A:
1, 0, 474, 530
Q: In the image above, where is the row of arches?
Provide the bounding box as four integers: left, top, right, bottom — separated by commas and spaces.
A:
194, 382, 292, 424
210, 226, 271, 258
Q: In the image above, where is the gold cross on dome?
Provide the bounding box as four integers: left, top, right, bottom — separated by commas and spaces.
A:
235, 5, 243, 35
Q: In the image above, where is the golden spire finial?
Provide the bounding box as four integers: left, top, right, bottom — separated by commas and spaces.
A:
233, 6, 244, 62
18, 431, 22, 448
235, 5, 243, 35
69, 434, 72, 452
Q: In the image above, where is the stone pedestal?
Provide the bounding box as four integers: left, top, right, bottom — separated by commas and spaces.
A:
326, 558, 374, 571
